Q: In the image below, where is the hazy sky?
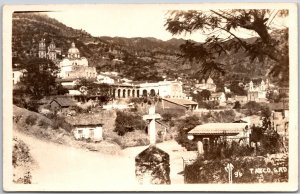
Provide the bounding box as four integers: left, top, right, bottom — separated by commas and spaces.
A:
46, 5, 288, 42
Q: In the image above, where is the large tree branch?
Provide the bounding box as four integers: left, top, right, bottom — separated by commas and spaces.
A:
215, 26, 249, 50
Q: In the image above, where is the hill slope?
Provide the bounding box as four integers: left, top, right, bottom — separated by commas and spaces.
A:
12, 12, 286, 84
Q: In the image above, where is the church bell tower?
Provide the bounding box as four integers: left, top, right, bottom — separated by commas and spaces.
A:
38, 38, 47, 58
47, 40, 57, 61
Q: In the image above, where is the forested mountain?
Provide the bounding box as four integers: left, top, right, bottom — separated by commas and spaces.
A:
12, 12, 287, 84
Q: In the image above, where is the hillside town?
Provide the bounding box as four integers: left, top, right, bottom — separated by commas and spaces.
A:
11, 8, 290, 187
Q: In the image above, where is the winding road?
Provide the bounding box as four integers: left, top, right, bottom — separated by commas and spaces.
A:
13, 131, 185, 191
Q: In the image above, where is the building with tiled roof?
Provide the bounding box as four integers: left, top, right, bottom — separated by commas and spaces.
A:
65, 114, 104, 142
49, 97, 77, 113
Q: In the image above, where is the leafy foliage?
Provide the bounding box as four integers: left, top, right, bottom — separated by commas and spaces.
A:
76, 79, 113, 104
165, 9, 289, 84
175, 115, 202, 151
229, 81, 247, 96
242, 101, 271, 117
18, 58, 60, 99
191, 89, 211, 103
185, 154, 288, 184
25, 115, 38, 126
114, 111, 146, 136
233, 101, 241, 109
121, 54, 164, 82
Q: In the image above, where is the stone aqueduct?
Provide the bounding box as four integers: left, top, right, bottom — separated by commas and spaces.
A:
110, 84, 162, 98
73, 81, 184, 102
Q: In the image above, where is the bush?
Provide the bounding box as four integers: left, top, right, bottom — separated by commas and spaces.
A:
114, 111, 146, 136
198, 101, 219, 109
259, 129, 283, 155
13, 138, 32, 167
25, 115, 38, 126
161, 112, 179, 123
37, 119, 49, 129
242, 101, 271, 117
176, 115, 201, 150
157, 108, 185, 117
233, 101, 241, 109
71, 105, 90, 114
184, 154, 288, 184
51, 116, 72, 132
13, 95, 39, 112
120, 131, 150, 148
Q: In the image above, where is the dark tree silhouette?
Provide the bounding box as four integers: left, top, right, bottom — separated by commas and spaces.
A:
233, 101, 241, 109
200, 89, 211, 100
19, 58, 59, 99
76, 78, 113, 103
165, 9, 289, 85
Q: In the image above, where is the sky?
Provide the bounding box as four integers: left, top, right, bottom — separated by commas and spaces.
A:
46, 5, 289, 42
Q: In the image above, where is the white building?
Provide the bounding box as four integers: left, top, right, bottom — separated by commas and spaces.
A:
97, 74, 115, 84
195, 77, 217, 92
209, 92, 226, 105
139, 80, 186, 98
112, 80, 186, 99
66, 114, 103, 142
58, 42, 91, 78
13, 68, 26, 85
247, 80, 268, 102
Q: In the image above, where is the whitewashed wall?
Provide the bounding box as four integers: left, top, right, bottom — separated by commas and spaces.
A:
73, 126, 103, 141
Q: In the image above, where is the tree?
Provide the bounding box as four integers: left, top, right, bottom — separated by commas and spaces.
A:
165, 9, 289, 85
229, 81, 247, 96
76, 78, 113, 104
191, 89, 211, 103
114, 111, 146, 136
233, 101, 241, 109
176, 115, 201, 150
242, 101, 271, 117
19, 58, 59, 99
200, 89, 211, 100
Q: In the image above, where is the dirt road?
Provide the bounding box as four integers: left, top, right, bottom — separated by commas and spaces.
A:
13, 131, 185, 191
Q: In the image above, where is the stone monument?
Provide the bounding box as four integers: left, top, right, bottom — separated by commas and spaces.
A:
135, 106, 171, 184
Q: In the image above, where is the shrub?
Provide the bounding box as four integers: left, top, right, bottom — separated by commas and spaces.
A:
233, 101, 241, 109
157, 108, 185, 117
161, 112, 179, 123
44, 112, 56, 120
176, 115, 201, 150
12, 138, 32, 167
259, 129, 283, 155
242, 101, 272, 117
198, 101, 219, 109
51, 116, 72, 132
120, 131, 150, 148
37, 119, 49, 129
184, 154, 288, 184
114, 111, 146, 136
25, 115, 38, 126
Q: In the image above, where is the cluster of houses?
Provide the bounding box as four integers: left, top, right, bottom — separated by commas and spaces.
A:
13, 38, 289, 147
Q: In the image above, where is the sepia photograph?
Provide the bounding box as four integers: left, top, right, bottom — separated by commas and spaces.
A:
2, 3, 298, 192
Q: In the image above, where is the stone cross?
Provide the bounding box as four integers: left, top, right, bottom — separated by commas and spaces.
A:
143, 106, 161, 145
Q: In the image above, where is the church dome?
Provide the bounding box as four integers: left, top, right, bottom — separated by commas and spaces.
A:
67, 42, 80, 59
